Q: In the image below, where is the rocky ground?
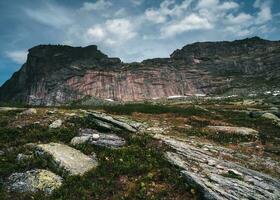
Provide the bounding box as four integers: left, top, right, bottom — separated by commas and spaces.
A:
0, 97, 280, 199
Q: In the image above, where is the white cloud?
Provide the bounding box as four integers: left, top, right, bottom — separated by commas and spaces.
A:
86, 26, 106, 41
84, 18, 137, 46
81, 0, 112, 11
145, 0, 193, 24
105, 18, 137, 40
254, 2, 272, 24
24, 3, 72, 28
197, 0, 218, 8
6, 50, 28, 64
226, 13, 253, 24
161, 14, 213, 37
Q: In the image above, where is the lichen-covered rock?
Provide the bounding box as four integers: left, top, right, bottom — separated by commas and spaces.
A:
87, 111, 138, 132
49, 119, 63, 129
154, 134, 280, 200
261, 113, 280, 121
6, 169, 63, 195
206, 126, 258, 136
71, 129, 126, 148
21, 108, 37, 115
36, 143, 98, 175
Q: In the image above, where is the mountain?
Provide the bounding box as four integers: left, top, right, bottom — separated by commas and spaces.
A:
0, 37, 280, 105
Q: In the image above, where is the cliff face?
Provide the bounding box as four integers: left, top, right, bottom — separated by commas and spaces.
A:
0, 37, 280, 105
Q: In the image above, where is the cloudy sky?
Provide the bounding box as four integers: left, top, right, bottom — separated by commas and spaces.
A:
0, 0, 280, 85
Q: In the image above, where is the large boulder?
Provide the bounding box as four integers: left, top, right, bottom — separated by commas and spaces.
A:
6, 169, 63, 195
154, 134, 280, 200
49, 119, 63, 129
206, 126, 258, 136
21, 108, 37, 115
36, 143, 98, 175
88, 111, 138, 132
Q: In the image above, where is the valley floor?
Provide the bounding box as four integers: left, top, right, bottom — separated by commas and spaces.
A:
0, 97, 280, 199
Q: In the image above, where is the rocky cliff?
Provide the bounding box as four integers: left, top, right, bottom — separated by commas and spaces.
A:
0, 37, 280, 105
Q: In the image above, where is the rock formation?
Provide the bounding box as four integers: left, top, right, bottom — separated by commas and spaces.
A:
0, 37, 279, 105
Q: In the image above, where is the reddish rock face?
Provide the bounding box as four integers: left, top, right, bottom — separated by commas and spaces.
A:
65, 67, 210, 102
0, 37, 280, 105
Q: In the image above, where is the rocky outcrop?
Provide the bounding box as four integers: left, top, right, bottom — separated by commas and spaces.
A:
154, 134, 280, 200
6, 169, 63, 195
35, 143, 98, 175
206, 126, 258, 136
71, 129, 126, 148
0, 37, 280, 105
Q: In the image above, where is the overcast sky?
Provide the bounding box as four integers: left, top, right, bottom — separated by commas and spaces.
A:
0, 0, 280, 85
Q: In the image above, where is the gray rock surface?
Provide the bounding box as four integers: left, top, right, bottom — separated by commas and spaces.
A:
71, 128, 126, 148
206, 126, 258, 136
36, 143, 98, 175
88, 111, 137, 132
21, 108, 37, 115
6, 169, 63, 195
49, 119, 63, 129
154, 134, 280, 200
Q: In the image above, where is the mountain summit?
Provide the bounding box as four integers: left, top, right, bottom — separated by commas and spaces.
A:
0, 37, 280, 105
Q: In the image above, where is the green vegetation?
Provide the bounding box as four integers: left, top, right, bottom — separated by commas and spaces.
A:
0, 111, 195, 200
97, 103, 208, 117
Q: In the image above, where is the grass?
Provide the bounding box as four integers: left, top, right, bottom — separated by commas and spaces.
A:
0, 110, 195, 200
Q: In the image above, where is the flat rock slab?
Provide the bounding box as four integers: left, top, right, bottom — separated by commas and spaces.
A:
206, 126, 258, 136
36, 143, 98, 176
154, 134, 280, 200
88, 111, 137, 132
0, 107, 25, 112
6, 169, 62, 195
71, 128, 126, 148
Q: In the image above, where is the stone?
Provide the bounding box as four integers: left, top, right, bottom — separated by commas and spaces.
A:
154, 134, 280, 200
71, 129, 126, 148
16, 153, 33, 163
35, 143, 98, 175
70, 135, 92, 145
0, 107, 25, 112
6, 169, 63, 195
206, 126, 259, 136
261, 113, 280, 121
49, 119, 63, 129
21, 108, 37, 115
88, 112, 137, 132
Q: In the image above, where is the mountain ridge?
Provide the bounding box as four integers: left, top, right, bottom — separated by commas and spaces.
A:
1, 37, 280, 105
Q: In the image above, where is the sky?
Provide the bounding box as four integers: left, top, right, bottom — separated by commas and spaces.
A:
0, 0, 280, 85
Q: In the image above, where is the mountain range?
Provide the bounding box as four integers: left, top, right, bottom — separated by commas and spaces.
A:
0, 36, 279, 105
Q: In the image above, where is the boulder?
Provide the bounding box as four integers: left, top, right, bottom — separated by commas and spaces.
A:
71, 128, 126, 148
6, 169, 63, 195
206, 126, 258, 136
36, 143, 98, 175
88, 111, 137, 132
21, 108, 37, 115
261, 113, 280, 121
49, 119, 63, 129
154, 134, 280, 200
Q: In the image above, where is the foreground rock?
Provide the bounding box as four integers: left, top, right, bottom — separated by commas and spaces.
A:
71, 128, 126, 148
6, 169, 62, 195
21, 108, 37, 115
36, 143, 98, 175
88, 111, 138, 132
0, 107, 25, 112
206, 126, 258, 137
49, 119, 63, 129
154, 134, 280, 200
